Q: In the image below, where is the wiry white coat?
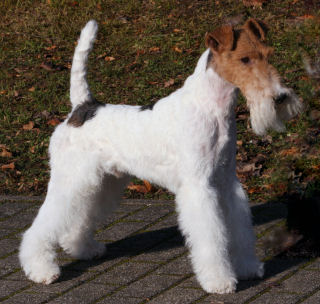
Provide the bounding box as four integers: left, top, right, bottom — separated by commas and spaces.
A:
20, 20, 268, 294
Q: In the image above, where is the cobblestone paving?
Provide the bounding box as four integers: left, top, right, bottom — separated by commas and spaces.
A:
0, 197, 319, 303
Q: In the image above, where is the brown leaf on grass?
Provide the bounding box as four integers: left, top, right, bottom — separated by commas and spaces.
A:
173, 46, 182, 53
105, 56, 115, 61
40, 110, 51, 120
237, 163, 256, 174
69, 1, 79, 7
40, 62, 54, 71
22, 121, 34, 130
173, 28, 183, 33
127, 180, 152, 194
143, 180, 152, 192
296, 15, 315, 20
247, 186, 262, 194
28, 87, 35, 92
149, 47, 160, 53
279, 147, 300, 157
164, 78, 174, 88
0, 147, 12, 157
0, 90, 6, 95
1, 162, 15, 170
242, 0, 267, 8
97, 52, 107, 59
47, 117, 60, 126
45, 45, 57, 51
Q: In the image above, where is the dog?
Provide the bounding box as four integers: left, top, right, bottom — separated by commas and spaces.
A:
19, 19, 302, 294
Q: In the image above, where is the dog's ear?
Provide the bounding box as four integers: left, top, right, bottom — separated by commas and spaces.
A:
244, 18, 268, 42
205, 25, 234, 53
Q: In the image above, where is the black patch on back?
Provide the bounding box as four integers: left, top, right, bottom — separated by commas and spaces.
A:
206, 50, 213, 69
231, 29, 241, 51
140, 103, 155, 111
67, 99, 105, 127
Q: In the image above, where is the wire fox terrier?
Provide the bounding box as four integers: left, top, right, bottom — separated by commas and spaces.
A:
19, 19, 302, 294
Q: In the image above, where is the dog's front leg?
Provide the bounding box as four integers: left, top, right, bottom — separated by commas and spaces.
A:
176, 182, 237, 294
227, 180, 264, 280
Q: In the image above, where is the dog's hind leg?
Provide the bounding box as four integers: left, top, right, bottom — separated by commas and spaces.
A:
58, 173, 130, 260
19, 146, 128, 284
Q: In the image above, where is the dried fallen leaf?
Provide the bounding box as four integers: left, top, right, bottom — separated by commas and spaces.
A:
45, 45, 57, 51
173, 46, 182, 53
247, 186, 262, 194
0, 148, 12, 157
1, 162, 15, 170
164, 78, 174, 88
47, 117, 60, 126
149, 47, 160, 53
280, 147, 299, 156
40, 62, 54, 71
41, 110, 51, 120
173, 28, 182, 33
22, 121, 34, 130
143, 180, 152, 192
296, 15, 315, 20
28, 87, 35, 92
242, 0, 267, 8
0, 90, 6, 95
127, 180, 152, 194
97, 52, 107, 59
127, 183, 147, 193
69, 1, 79, 7
237, 163, 256, 174
105, 56, 115, 61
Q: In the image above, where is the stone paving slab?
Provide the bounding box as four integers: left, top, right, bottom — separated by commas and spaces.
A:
0, 197, 320, 303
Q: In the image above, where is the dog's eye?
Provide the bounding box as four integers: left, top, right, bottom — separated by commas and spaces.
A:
241, 57, 250, 64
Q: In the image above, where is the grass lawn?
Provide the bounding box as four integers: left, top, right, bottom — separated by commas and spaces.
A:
0, 0, 319, 202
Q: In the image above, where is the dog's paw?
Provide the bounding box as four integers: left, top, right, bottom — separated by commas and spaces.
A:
26, 264, 60, 285
200, 276, 237, 294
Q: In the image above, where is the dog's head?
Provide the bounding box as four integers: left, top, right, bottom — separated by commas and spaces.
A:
205, 18, 302, 135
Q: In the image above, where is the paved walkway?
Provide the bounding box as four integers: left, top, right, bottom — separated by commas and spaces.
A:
0, 197, 320, 303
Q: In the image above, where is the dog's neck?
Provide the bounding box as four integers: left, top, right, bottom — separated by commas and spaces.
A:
182, 49, 238, 118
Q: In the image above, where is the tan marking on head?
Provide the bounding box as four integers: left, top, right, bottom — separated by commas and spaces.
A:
205, 19, 302, 135
206, 18, 276, 99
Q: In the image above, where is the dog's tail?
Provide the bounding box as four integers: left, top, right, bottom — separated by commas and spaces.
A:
70, 20, 98, 108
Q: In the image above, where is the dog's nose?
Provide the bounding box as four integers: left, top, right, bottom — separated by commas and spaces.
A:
274, 93, 287, 104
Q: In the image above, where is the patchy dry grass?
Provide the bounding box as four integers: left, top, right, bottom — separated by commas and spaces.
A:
0, 0, 319, 201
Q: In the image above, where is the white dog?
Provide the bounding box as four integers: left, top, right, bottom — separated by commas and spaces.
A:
19, 19, 302, 294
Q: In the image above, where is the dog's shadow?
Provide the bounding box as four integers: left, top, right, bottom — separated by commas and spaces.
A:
58, 225, 184, 282
58, 201, 309, 291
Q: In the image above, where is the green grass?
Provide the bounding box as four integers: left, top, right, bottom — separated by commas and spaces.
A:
0, 0, 319, 201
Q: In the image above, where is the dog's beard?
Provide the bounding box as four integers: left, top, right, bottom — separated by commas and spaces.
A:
247, 88, 302, 136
